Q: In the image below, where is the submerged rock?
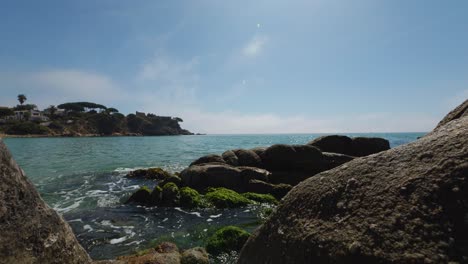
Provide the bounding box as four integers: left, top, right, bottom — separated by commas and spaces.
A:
0, 140, 91, 263
238, 103, 468, 263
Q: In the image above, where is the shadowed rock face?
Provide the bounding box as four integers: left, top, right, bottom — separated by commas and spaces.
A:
237, 103, 468, 263
0, 140, 91, 264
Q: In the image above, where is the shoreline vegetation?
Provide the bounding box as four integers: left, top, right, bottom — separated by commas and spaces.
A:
0, 96, 194, 137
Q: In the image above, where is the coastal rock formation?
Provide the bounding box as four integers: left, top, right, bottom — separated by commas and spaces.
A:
180, 164, 270, 193
434, 99, 468, 130
237, 104, 468, 263
0, 140, 91, 263
190, 154, 226, 166
308, 135, 390, 157
181, 144, 357, 191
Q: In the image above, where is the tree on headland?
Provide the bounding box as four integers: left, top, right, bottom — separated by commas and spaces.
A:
45, 105, 57, 116
0, 107, 14, 118
13, 104, 37, 111
17, 94, 27, 105
106, 107, 119, 114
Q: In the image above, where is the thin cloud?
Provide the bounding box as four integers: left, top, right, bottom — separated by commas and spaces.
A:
242, 35, 268, 57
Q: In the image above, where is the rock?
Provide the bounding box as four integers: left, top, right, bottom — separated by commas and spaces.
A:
261, 144, 323, 172
268, 170, 312, 185
242, 193, 278, 204
239, 166, 270, 185
233, 149, 262, 167
181, 247, 209, 264
307, 135, 353, 155
205, 188, 252, 208
126, 167, 173, 180
320, 152, 355, 170
246, 180, 292, 200
125, 186, 152, 204
180, 164, 244, 192
205, 226, 250, 255
189, 154, 225, 166
222, 149, 262, 167
157, 175, 182, 188
222, 150, 239, 166
308, 135, 390, 157
238, 106, 468, 263
0, 140, 91, 263
149, 185, 163, 205
179, 187, 203, 208
250, 147, 267, 157
350, 137, 390, 157
115, 242, 181, 264
161, 182, 180, 206
434, 99, 467, 130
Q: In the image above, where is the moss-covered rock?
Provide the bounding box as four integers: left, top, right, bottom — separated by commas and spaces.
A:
162, 182, 180, 206
127, 167, 173, 180
205, 226, 250, 255
126, 186, 151, 204
242, 192, 278, 204
181, 247, 209, 264
149, 185, 163, 205
180, 187, 203, 208
205, 188, 252, 208
158, 175, 182, 188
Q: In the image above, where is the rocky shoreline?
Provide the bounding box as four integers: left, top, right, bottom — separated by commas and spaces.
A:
0, 99, 466, 263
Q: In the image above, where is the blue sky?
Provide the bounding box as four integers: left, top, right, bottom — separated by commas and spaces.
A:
0, 0, 467, 133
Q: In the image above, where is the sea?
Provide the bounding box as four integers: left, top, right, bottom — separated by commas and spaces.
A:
3, 133, 425, 260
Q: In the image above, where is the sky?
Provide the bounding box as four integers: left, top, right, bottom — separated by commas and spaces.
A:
0, 0, 467, 133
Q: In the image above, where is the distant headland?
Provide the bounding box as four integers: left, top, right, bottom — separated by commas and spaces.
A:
0, 94, 193, 137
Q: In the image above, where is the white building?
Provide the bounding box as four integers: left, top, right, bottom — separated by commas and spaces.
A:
13, 109, 49, 122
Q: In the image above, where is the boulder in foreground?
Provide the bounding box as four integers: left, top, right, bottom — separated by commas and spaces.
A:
238, 104, 468, 263
0, 140, 91, 263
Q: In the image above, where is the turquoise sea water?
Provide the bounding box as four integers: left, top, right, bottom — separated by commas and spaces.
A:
3, 133, 425, 260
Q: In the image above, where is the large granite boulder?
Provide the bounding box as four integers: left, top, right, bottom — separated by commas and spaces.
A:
350, 137, 390, 157
189, 154, 226, 166
434, 99, 467, 130
222, 149, 262, 167
180, 164, 242, 191
238, 107, 468, 263
308, 135, 390, 157
261, 144, 323, 172
180, 164, 271, 192
0, 140, 91, 263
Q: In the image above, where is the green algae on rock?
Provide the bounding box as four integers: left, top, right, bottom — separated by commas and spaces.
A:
205, 188, 252, 208
205, 226, 250, 255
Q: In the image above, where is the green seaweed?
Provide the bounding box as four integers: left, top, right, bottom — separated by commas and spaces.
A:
205, 188, 252, 208
205, 226, 250, 255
